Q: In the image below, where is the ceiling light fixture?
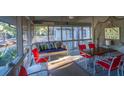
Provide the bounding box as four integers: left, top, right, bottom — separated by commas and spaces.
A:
69, 16, 74, 19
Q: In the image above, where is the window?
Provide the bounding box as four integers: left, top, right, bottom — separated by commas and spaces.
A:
22, 18, 34, 53
31, 24, 35, 40
66, 27, 72, 40
62, 27, 73, 41
0, 22, 17, 68
79, 41, 83, 44
49, 26, 54, 41
78, 27, 82, 39
73, 27, 79, 40
74, 41, 78, 48
34, 25, 48, 42
49, 26, 61, 41
82, 26, 91, 39
62, 27, 67, 41
32, 25, 92, 50
68, 41, 73, 49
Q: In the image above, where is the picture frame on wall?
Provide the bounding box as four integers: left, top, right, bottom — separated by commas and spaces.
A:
105, 27, 120, 40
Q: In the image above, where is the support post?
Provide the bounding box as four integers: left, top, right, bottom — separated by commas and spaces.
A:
16, 16, 23, 56
27, 21, 32, 65
92, 16, 95, 43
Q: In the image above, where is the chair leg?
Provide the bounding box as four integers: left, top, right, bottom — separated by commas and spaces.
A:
93, 57, 96, 75
121, 66, 123, 76
40, 62, 49, 76
80, 57, 85, 68
46, 62, 49, 76
108, 71, 111, 76
117, 69, 120, 76
88, 58, 92, 73
85, 59, 87, 70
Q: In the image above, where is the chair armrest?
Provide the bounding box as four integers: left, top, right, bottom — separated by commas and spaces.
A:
79, 51, 86, 56
96, 56, 114, 61
95, 58, 112, 65
80, 54, 86, 56
27, 64, 48, 75
28, 69, 48, 75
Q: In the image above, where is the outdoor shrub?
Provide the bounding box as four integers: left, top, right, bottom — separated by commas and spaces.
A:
0, 47, 17, 66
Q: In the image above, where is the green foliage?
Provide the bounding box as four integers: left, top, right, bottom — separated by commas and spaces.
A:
0, 22, 16, 66
0, 51, 2, 55
0, 48, 17, 66
0, 51, 2, 59
35, 26, 48, 36
0, 22, 16, 39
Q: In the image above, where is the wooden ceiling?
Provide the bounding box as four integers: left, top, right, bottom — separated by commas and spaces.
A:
31, 16, 124, 25
33, 16, 90, 23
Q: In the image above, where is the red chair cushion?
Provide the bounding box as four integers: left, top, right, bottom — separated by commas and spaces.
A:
32, 48, 40, 61
19, 66, 28, 76
32, 48, 49, 64
79, 44, 86, 51
96, 61, 110, 70
80, 51, 92, 58
96, 55, 123, 71
84, 54, 92, 58
89, 43, 95, 49
111, 55, 121, 69
36, 57, 49, 64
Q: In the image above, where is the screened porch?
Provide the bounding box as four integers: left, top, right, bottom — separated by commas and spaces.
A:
0, 16, 124, 76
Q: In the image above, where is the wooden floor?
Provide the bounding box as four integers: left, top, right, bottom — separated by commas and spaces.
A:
50, 62, 90, 76
48, 56, 90, 76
